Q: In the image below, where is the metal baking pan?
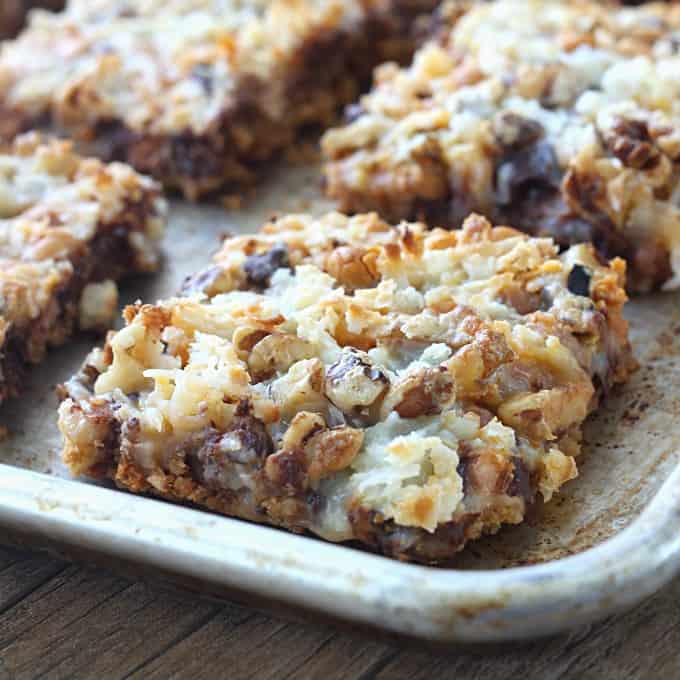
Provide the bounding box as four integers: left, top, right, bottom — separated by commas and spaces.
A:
1, 164, 679, 643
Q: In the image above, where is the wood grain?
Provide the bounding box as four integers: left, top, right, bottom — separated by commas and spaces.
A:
0, 546, 678, 680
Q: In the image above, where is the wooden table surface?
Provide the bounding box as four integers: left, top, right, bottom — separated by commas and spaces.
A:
0, 545, 678, 679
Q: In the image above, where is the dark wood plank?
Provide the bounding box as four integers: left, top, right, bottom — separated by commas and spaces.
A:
0, 563, 222, 680
0, 545, 67, 617
0, 547, 678, 680
136, 611, 356, 680
276, 635, 399, 680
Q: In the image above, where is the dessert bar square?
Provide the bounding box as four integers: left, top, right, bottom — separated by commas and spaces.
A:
59, 211, 634, 564
322, 0, 680, 292
0, 133, 165, 404
0, 0, 440, 199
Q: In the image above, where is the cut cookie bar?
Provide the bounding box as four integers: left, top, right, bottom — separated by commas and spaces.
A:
0, 1, 63, 39
0, 133, 165, 404
322, 0, 680, 292
0, 0, 440, 199
59, 212, 634, 564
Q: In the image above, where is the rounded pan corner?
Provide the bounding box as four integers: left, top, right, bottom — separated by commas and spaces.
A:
0, 459, 679, 644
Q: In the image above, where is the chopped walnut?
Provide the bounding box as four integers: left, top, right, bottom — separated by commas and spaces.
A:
325, 246, 379, 291
381, 367, 454, 420
604, 118, 662, 171
462, 450, 514, 496
281, 412, 326, 451
305, 426, 364, 483
324, 349, 388, 414
270, 359, 326, 421
248, 333, 315, 382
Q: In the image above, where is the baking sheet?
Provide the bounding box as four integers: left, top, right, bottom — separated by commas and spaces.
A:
2, 162, 678, 567
0, 162, 679, 642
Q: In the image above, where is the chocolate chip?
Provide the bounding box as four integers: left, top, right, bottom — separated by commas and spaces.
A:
567, 264, 591, 297
267, 448, 308, 492
180, 265, 223, 296
307, 490, 323, 514
548, 215, 599, 248
457, 458, 471, 495
243, 243, 290, 287
171, 133, 223, 179
492, 112, 544, 150
496, 142, 561, 206
507, 457, 533, 504
235, 399, 250, 417
192, 416, 274, 489
235, 423, 273, 462
214, 416, 274, 464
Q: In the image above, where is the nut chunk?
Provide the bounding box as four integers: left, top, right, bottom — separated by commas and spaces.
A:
0, 133, 165, 404
0, 0, 440, 198
59, 212, 634, 564
322, 0, 680, 292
